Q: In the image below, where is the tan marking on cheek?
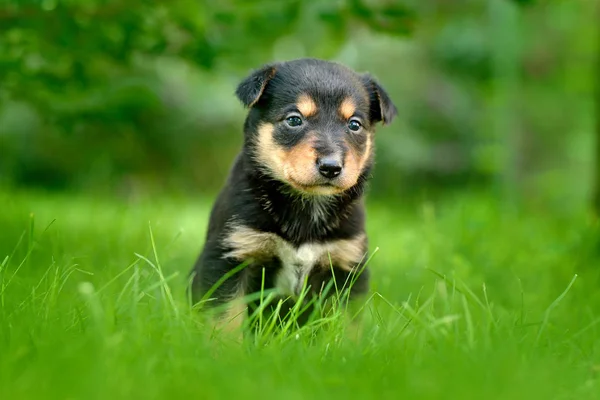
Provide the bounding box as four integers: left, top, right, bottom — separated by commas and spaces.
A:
282, 136, 318, 187
318, 233, 368, 272
339, 97, 356, 120
296, 94, 317, 117
222, 224, 279, 261
339, 133, 373, 190
359, 134, 373, 170
255, 122, 286, 178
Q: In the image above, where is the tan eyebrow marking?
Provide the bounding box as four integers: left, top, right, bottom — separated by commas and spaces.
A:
339, 97, 356, 120
296, 93, 318, 117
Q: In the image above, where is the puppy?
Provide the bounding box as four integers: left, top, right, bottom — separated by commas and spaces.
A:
189, 58, 397, 335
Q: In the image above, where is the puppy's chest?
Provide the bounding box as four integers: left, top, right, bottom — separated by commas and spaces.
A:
222, 224, 366, 296
271, 241, 328, 296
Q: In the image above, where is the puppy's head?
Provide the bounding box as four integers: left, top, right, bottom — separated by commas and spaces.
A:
236, 58, 397, 196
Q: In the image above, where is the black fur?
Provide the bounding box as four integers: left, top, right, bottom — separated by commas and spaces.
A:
235, 65, 276, 108
190, 58, 397, 322
361, 73, 398, 125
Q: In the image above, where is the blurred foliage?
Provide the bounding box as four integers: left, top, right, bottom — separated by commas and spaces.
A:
0, 0, 597, 208
0, 0, 415, 194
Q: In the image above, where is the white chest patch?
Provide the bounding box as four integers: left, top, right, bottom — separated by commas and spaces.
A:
272, 242, 325, 297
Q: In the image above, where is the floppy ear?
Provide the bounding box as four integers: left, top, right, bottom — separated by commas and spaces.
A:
235, 64, 277, 108
361, 74, 398, 125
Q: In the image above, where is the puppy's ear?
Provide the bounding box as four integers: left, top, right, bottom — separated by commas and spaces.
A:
235, 64, 277, 108
361, 74, 398, 125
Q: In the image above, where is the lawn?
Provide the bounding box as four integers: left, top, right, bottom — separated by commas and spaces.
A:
0, 187, 599, 399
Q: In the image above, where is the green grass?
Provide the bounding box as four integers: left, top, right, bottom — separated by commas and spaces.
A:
1, 187, 599, 399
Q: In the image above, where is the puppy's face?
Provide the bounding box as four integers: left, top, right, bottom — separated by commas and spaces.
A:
236, 59, 397, 196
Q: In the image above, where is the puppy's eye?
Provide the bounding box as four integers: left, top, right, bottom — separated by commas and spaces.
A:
285, 115, 303, 128
348, 119, 362, 132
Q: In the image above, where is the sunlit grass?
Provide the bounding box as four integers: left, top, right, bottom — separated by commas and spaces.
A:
0, 188, 599, 399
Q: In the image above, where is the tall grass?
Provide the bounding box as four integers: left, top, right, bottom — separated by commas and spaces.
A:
0, 188, 598, 399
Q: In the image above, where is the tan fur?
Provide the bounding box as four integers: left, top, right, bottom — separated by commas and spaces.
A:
317, 233, 368, 271
217, 298, 247, 331
223, 223, 366, 272
208, 293, 247, 344
222, 225, 280, 261
339, 133, 372, 190
343, 296, 368, 343
296, 93, 318, 117
339, 97, 356, 120
284, 136, 319, 188
255, 123, 287, 181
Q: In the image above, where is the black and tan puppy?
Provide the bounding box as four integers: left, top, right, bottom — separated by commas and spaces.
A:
190, 58, 397, 334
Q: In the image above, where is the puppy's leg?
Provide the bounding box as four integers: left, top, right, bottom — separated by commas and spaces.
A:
345, 266, 371, 343
335, 266, 370, 343
210, 292, 247, 343
191, 250, 250, 343
311, 264, 370, 342
343, 295, 369, 343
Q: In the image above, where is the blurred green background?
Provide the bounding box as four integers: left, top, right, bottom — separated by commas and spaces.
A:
2, 2, 600, 398
2, 0, 596, 209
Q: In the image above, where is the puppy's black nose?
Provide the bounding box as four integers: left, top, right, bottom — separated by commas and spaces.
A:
317, 157, 342, 179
